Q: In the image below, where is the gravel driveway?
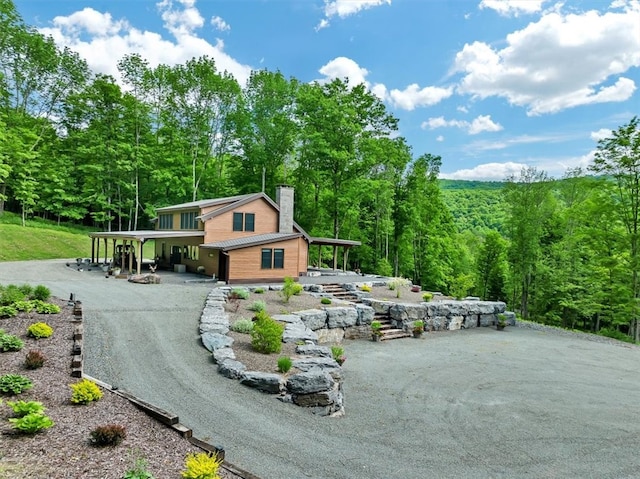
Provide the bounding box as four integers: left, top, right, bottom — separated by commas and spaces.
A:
2, 259, 640, 479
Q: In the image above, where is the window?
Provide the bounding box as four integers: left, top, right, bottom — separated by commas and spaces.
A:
180, 212, 197, 230
159, 214, 173, 230
233, 212, 255, 232
261, 249, 272, 269
261, 248, 285, 269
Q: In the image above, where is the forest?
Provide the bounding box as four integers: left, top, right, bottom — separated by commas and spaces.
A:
1, 0, 639, 341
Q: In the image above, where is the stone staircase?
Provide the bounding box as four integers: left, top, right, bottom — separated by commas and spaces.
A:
373, 313, 411, 341
322, 283, 361, 303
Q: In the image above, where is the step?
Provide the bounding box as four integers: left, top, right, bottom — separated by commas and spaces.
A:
380, 331, 412, 340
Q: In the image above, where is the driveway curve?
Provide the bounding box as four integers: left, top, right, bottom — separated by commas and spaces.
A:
2, 260, 640, 479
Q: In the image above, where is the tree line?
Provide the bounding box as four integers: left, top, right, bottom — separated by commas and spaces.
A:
1, 0, 639, 341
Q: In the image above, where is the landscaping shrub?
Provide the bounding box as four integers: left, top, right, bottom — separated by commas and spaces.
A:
9, 412, 54, 433
0, 285, 25, 305
0, 306, 18, 319
123, 455, 156, 479
422, 292, 433, 302
360, 284, 372, 292
320, 297, 332, 305
247, 300, 266, 312
33, 302, 61, 314
25, 350, 46, 369
27, 322, 54, 339
70, 378, 103, 404
181, 452, 222, 479
230, 288, 249, 300
277, 356, 293, 373
254, 287, 265, 294
280, 277, 303, 303
0, 331, 24, 352
31, 285, 51, 302
0, 374, 33, 395
7, 400, 45, 417
13, 300, 35, 312
250, 311, 284, 354
90, 424, 127, 446
230, 319, 254, 334
18, 284, 33, 298
331, 345, 346, 365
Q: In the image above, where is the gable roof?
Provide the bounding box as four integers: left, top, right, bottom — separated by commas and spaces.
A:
201, 232, 303, 251
155, 193, 254, 213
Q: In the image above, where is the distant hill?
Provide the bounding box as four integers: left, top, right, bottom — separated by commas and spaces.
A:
439, 179, 507, 234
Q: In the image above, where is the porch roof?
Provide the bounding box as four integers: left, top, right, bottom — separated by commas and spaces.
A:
89, 230, 205, 242
201, 233, 303, 252
309, 237, 361, 247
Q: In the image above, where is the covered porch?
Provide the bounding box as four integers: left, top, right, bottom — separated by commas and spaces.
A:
309, 237, 361, 272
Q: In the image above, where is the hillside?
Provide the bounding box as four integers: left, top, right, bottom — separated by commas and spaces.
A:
439, 179, 507, 234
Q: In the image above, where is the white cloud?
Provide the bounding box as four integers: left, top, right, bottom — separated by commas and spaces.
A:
457, 105, 469, 113
388, 84, 453, 110
38, 1, 252, 84
441, 162, 528, 180
454, 1, 640, 115
211, 16, 230, 32
436, 135, 445, 142
422, 115, 502, 135
479, 0, 546, 17
317, 0, 391, 30
316, 56, 387, 100
590, 128, 612, 141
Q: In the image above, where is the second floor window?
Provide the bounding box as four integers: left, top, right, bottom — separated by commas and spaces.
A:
233, 212, 255, 232
180, 212, 198, 229
159, 214, 173, 230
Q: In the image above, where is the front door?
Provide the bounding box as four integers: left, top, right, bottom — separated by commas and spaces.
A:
218, 251, 228, 282
170, 246, 182, 266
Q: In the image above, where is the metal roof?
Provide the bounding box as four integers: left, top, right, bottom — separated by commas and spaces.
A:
201, 233, 303, 251
155, 194, 254, 213
88, 230, 204, 241
310, 237, 361, 247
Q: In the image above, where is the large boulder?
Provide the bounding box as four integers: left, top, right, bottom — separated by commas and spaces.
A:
283, 322, 318, 343
298, 309, 328, 330
389, 303, 427, 322
316, 328, 345, 344
240, 372, 284, 394
361, 299, 394, 315
295, 344, 332, 358
218, 360, 246, 380
201, 332, 233, 352
355, 304, 375, 325
212, 347, 235, 363
286, 370, 334, 394
326, 307, 358, 328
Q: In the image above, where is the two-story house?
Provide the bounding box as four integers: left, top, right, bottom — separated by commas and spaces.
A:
88, 186, 360, 284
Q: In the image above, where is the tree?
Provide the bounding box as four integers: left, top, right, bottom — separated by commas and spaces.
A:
475, 230, 507, 301
589, 116, 640, 340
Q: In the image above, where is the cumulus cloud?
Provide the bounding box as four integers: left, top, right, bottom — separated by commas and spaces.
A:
479, 0, 546, 17
317, 0, 391, 30
590, 128, 612, 141
210, 15, 230, 32
454, 1, 640, 115
422, 115, 502, 135
436, 135, 445, 142
38, 1, 252, 84
315, 56, 386, 101
388, 84, 453, 110
441, 162, 528, 180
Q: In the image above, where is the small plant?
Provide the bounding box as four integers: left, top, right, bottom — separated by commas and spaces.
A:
371, 320, 383, 338
31, 285, 51, 302
422, 292, 433, 302
247, 300, 266, 312
7, 400, 45, 417
280, 276, 303, 303
9, 412, 54, 433
277, 356, 293, 373
0, 285, 26, 306
251, 310, 284, 354
0, 332, 24, 352
230, 319, 254, 334
331, 345, 346, 365
360, 284, 372, 292
90, 424, 127, 446
18, 284, 33, 298
27, 322, 54, 339
181, 452, 222, 479
0, 305, 18, 318
413, 320, 425, 336
0, 374, 33, 395
123, 453, 156, 479
497, 314, 507, 330
13, 300, 35, 312
25, 350, 46, 369
320, 297, 332, 305
230, 288, 249, 300
34, 302, 61, 314
254, 287, 265, 294
70, 378, 103, 404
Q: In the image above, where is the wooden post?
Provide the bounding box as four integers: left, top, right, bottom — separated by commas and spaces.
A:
137, 240, 143, 275
96, 238, 100, 265
128, 240, 133, 273
332, 245, 338, 270
91, 237, 95, 264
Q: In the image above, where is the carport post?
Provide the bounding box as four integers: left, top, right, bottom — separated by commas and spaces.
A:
91, 237, 95, 264
96, 238, 100, 265
137, 240, 143, 275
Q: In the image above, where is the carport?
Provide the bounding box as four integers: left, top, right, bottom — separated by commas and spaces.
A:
309, 237, 361, 271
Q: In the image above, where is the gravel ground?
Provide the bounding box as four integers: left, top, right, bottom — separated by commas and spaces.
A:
2, 260, 640, 479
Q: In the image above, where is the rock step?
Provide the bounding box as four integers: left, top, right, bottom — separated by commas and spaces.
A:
380, 330, 412, 340
322, 283, 361, 303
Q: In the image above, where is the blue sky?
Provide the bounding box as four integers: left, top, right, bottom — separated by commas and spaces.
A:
13, 0, 640, 180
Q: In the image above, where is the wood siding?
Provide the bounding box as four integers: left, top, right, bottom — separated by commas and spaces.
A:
226, 238, 302, 283
203, 198, 278, 244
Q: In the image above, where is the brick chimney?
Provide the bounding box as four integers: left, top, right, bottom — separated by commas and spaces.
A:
276, 185, 294, 234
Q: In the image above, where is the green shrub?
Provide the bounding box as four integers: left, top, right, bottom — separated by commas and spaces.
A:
18, 284, 33, 298
181, 452, 222, 479
0, 374, 33, 395
90, 424, 127, 446
9, 412, 54, 433
13, 300, 35, 312
280, 277, 303, 303
0, 332, 24, 352
31, 285, 51, 302
70, 378, 103, 404
27, 322, 54, 339
360, 284, 372, 292
422, 292, 433, 302
320, 297, 332, 305
0, 285, 26, 306
7, 400, 45, 417
230, 288, 249, 300
331, 345, 345, 365
25, 350, 46, 369
277, 356, 293, 373
34, 302, 60, 314
230, 319, 254, 334
0, 305, 18, 318
123, 455, 156, 479
598, 328, 636, 344
250, 311, 284, 354
254, 287, 265, 294
247, 300, 266, 312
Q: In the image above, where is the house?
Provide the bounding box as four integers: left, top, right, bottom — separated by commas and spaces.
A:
88, 186, 360, 283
